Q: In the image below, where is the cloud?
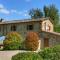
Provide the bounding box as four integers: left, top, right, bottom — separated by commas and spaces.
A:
11, 9, 17, 13
23, 10, 29, 16
0, 4, 4, 9
11, 9, 29, 17
24, 13, 29, 16
0, 4, 29, 17
18, 10, 27, 15
11, 9, 21, 15
0, 4, 10, 14
19, 10, 29, 17
0, 9, 10, 14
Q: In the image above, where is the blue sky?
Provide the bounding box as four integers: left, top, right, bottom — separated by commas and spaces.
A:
0, 0, 60, 21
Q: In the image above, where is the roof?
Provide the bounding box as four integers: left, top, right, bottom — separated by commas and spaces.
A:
0, 17, 50, 24
42, 31, 60, 36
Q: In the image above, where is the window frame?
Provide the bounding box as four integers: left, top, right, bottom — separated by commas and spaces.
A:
27, 24, 33, 30
11, 25, 16, 31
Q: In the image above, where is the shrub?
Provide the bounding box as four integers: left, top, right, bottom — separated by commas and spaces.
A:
12, 52, 43, 60
3, 32, 23, 50
25, 32, 39, 51
39, 45, 60, 60
11, 45, 60, 60
52, 45, 60, 59
53, 45, 60, 52
19, 41, 26, 50
39, 47, 54, 60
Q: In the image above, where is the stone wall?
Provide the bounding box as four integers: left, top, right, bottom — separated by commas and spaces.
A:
40, 31, 60, 48
0, 22, 41, 37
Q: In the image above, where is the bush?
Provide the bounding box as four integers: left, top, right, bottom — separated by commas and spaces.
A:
39, 45, 60, 60
19, 41, 26, 50
11, 45, 60, 60
53, 45, 60, 52
3, 32, 23, 50
12, 52, 43, 60
25, 32, 39, 51
39, 47, 54, 60
52, 45, 60, 59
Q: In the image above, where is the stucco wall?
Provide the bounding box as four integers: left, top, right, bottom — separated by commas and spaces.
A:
42, 20, 53, 32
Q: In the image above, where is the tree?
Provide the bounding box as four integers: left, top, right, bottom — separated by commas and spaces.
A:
43, 4, 59, 25
3, 32, 23, 50
29, 8, 43, 19
50, 5, 59, 25
44, 6, 49, 17
25, 32, 39, 51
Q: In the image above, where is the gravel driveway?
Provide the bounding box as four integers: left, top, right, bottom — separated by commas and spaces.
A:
0, 50, 20, 60
0, 50, 39, 60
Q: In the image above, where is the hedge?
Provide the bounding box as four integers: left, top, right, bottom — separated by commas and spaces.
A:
12, 52, 43, 60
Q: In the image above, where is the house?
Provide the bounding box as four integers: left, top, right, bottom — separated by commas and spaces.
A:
0, 17, 54, 49
0, 17, 60, 50
0, 17, 53, 37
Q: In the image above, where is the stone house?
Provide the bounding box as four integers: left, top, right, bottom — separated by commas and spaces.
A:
0, 17, 54, 49
0, 17, 53, 37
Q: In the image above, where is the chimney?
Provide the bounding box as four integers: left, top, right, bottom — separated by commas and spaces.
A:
0, 18, 3, 22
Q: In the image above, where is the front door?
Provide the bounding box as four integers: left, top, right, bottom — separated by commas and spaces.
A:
44, 38, 49, 47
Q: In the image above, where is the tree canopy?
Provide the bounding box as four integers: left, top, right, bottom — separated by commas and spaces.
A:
29, 8, 43, 19
43, 4, 59, 25
29, 4, 59, 25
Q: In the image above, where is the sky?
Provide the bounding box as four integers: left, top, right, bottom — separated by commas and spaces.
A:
0, 0, 60, 21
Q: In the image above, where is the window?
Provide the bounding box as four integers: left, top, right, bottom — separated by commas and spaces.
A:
44, 22, 46, 31
27, 25, 33, 30
11, 25, 16, 31
44, 22, 51, 31
48, 25, 51, 31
